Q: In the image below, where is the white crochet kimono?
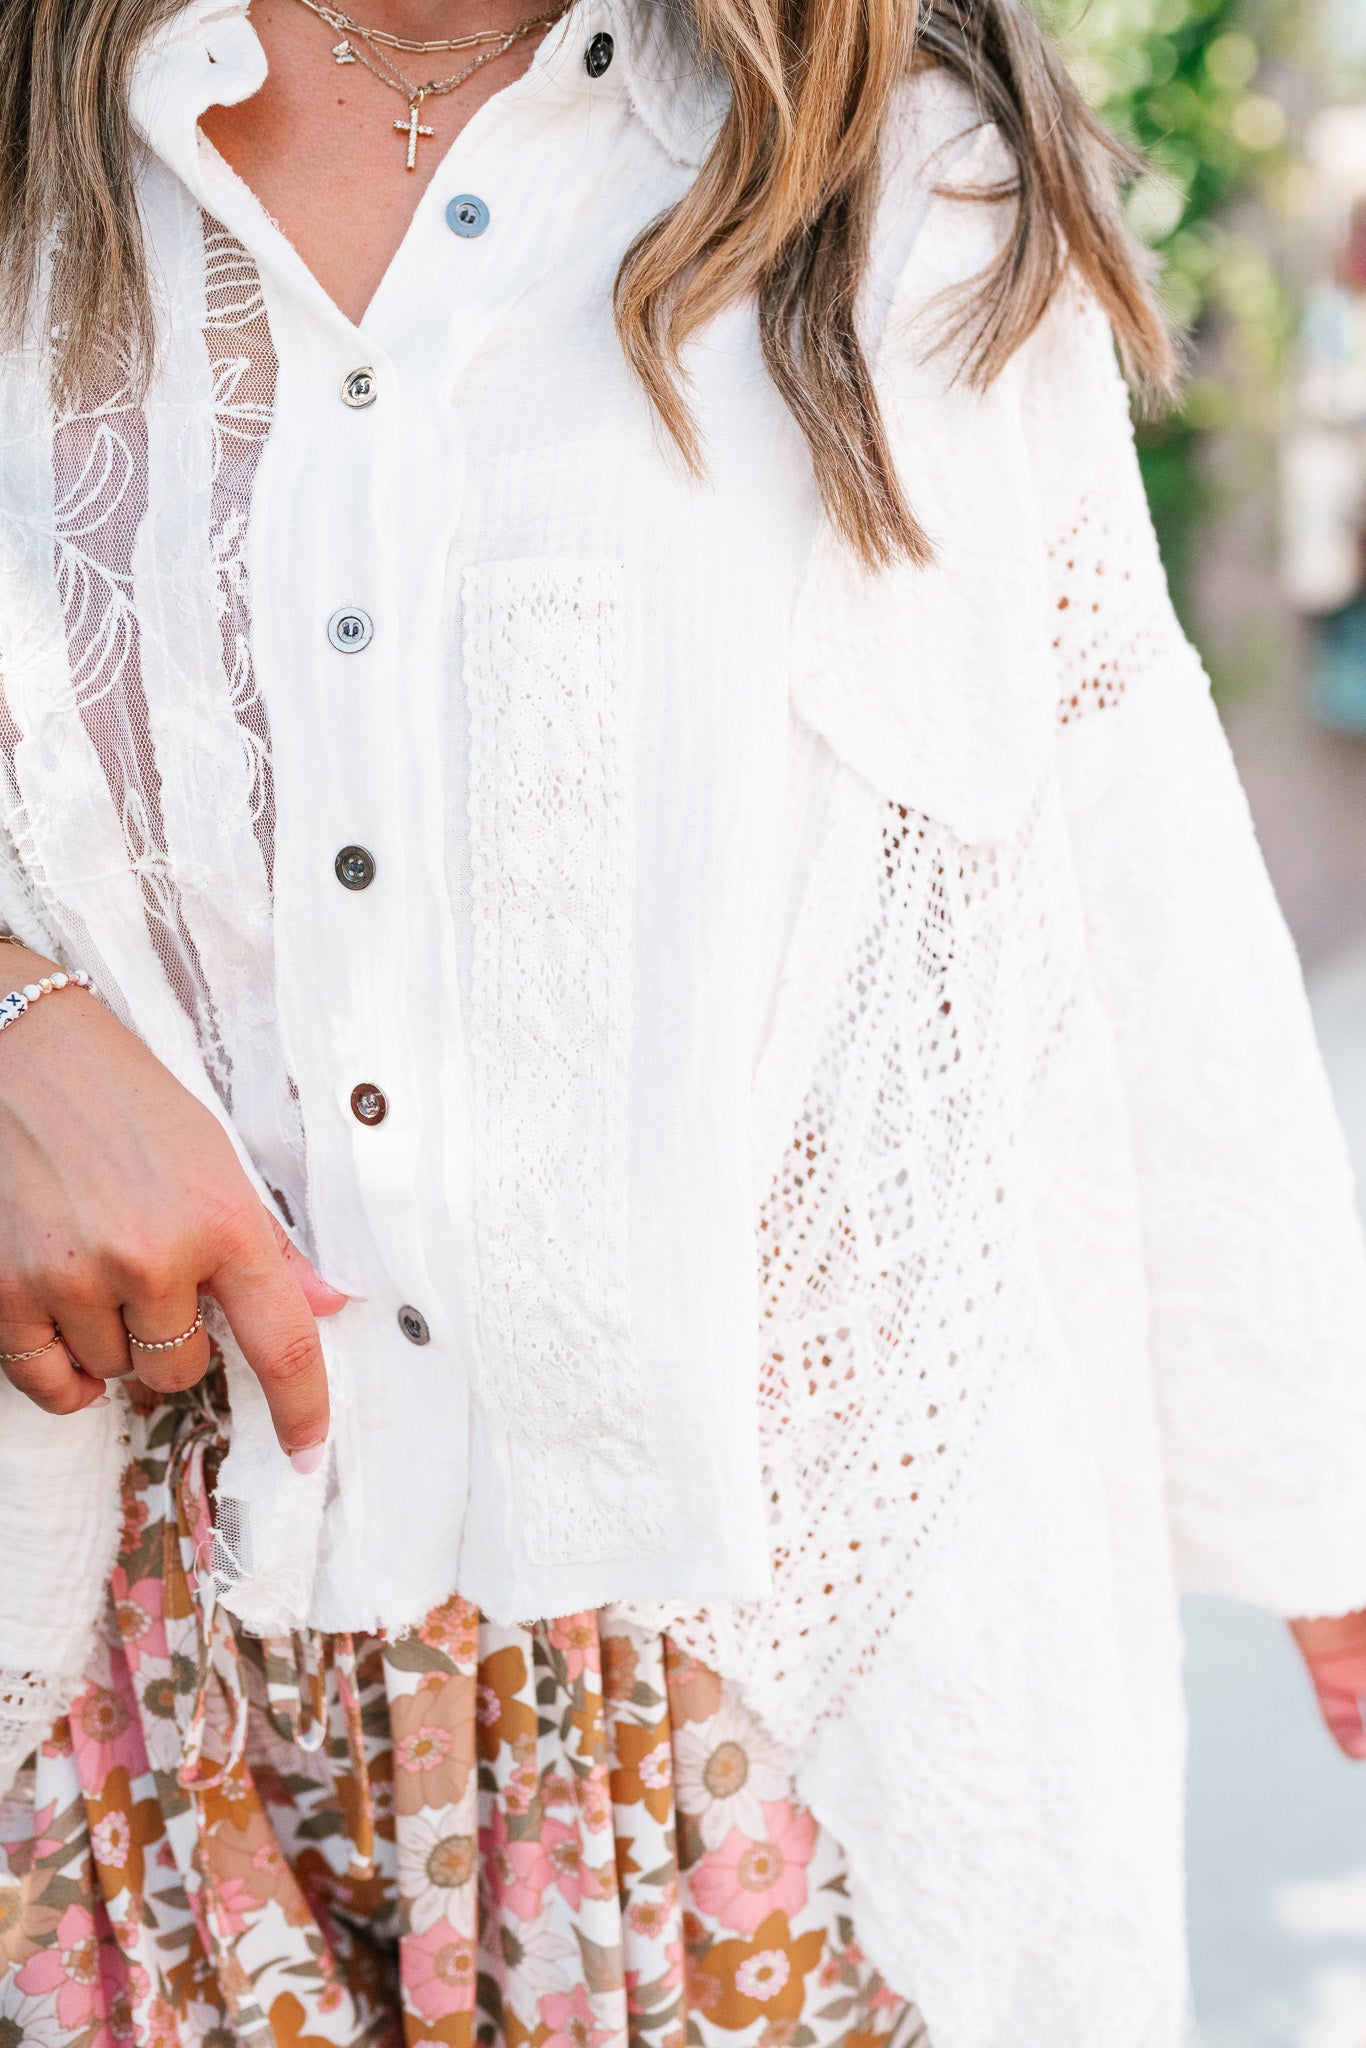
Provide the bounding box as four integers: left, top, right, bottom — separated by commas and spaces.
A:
2, 6, 1366, 2044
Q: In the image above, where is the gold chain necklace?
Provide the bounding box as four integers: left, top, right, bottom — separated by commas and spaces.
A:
291, 0, 570, 168
293, 0, 533, 55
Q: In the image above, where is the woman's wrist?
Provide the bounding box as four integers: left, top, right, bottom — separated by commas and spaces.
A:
0, 936, 59, 980
0, 940, 94, 1035
0, 966, 96, 1034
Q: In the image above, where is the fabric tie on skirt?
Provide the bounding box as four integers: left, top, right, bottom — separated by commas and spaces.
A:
0, 1381, 929, 2048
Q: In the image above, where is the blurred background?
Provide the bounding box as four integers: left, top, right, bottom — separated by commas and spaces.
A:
1045, 0, 1366, 2037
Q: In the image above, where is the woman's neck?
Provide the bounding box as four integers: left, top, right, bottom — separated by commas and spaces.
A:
200, 0, 569, 324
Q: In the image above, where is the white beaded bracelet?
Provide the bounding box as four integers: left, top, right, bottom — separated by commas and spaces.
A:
0, 968, 97, 1033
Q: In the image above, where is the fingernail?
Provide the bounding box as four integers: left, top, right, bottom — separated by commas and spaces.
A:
90, 1394, 110, 1409
289, 1443, 326, 1476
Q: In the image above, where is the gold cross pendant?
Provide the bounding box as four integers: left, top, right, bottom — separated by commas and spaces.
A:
394, 99, 436, 171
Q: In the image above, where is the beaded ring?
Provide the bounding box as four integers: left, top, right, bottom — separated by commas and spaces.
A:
126, 1307, 206, 1354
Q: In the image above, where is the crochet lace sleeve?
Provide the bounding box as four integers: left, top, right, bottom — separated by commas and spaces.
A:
1031, 281, 1366, 1618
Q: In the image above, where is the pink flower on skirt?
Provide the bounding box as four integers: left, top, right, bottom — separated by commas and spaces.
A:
482, 1804, 554, 1922
577, 1775, 612, 1835
15, 1902, 103, 2029
687, 1801, 818, 1937
208, 1875, 259, 1940
539, 1982, 609, 2048
402, 1915, 476, 2020
543, 1819, 587, 1910
108, 1571, 168, 1675
68, 1666, 147, 1790
546, 1614, 600, 1684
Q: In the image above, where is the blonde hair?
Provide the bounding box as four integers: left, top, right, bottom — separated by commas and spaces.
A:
0, 0, 1176, 565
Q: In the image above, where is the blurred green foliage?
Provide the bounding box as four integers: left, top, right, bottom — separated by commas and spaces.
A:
1041, 0, 1295, 621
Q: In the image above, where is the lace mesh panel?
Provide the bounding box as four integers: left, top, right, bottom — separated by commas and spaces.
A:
203, 214, 279, 887
0, 212, 304, 1209
656, 772, 1057, 1731
51, 339, 239, 1098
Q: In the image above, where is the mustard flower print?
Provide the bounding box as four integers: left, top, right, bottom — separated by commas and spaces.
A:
599, 1632, 639, 1702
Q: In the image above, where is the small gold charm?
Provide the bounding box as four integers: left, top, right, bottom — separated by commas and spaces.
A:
332, 37, 356, 60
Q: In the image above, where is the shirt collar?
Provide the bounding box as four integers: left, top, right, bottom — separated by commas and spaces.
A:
128, 0, 730, 184
601, 0, 729, 169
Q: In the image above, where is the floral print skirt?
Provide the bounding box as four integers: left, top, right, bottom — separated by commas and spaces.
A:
0, 1385, 928, 2048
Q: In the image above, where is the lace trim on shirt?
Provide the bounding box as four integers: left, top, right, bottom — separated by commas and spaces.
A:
463, 558, 664, 1567
203, 213, 279, 889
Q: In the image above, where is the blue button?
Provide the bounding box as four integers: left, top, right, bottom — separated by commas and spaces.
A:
446, 194, 490, 238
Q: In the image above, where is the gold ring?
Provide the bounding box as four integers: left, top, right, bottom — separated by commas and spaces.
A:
126, 1307, 205, 1354
0, 1332, 63, 1363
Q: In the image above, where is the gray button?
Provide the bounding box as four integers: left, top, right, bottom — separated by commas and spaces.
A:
328, 606, 373, 652
335, 844, 376, 890
446, 194, 490, 238
350, 1082, 388, 1125
398, 1304, 430, 1346
584, 30, 613, 74
341, 366, 378, 408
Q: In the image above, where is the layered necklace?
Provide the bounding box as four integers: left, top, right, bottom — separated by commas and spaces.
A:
292, 0, 571, 168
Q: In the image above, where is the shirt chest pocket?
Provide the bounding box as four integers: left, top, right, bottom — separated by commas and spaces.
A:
790, 362, 1058, 850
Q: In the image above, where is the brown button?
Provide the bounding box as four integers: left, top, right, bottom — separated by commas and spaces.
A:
335, 844, 376, 890
350, 1082, 388, 1125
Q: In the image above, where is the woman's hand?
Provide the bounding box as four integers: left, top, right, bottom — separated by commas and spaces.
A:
0, 942, 345, 1468
1290, 1610, 1366, 1760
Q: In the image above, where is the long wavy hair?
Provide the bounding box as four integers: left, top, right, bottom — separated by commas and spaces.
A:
0, 0, 1175, 564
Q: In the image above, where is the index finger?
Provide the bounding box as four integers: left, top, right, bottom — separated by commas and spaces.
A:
206, 1216, 331, 1469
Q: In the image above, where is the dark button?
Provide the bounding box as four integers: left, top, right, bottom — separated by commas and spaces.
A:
334, 844, 376, 890
445, 194, 490, 239
350, 1082, 388, 1125
584, 30, 613, 75
341, 366, 378, 408
398, 1304, 430, 1346
328, 606, 373, 652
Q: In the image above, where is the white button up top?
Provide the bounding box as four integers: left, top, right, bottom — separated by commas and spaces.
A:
50, 0, 823, 1623
7, 8, 1366, 2044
